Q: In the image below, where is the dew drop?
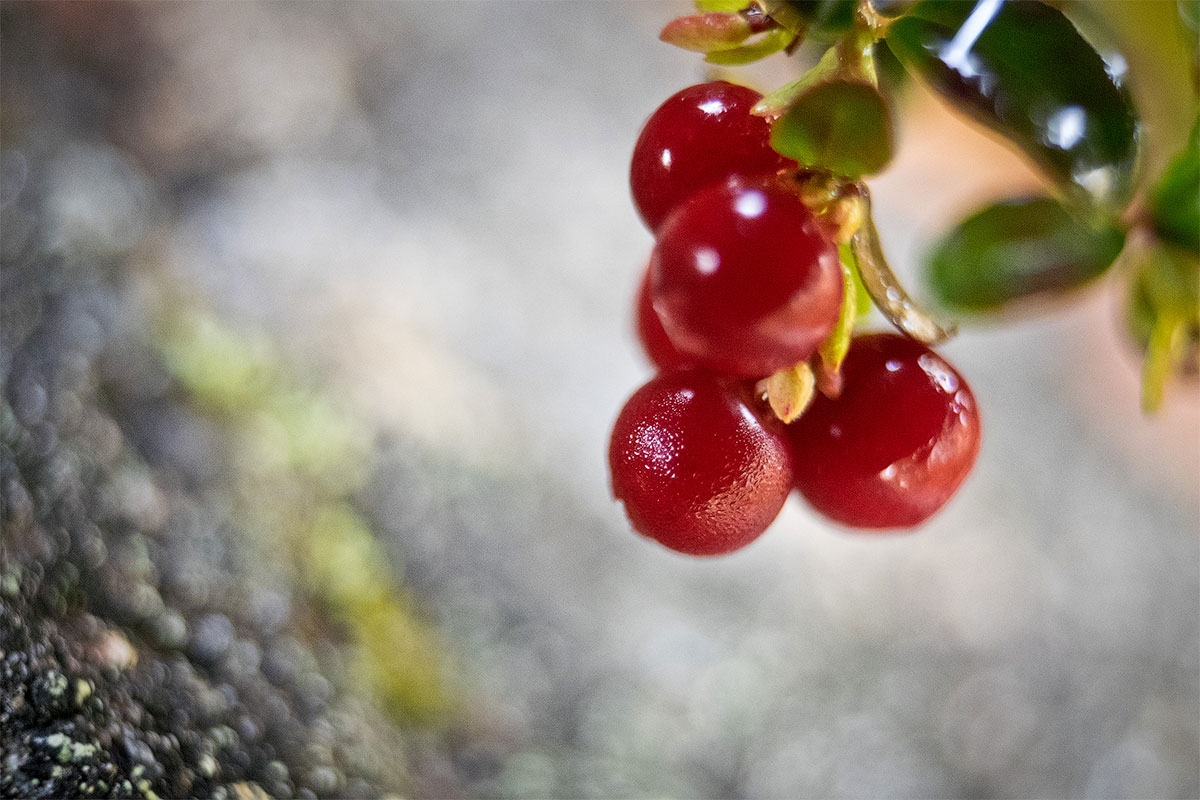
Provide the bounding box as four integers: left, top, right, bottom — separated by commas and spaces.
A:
919, 354, 959, 392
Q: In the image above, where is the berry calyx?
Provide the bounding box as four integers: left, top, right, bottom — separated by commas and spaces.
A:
650, 175, 843, 378
630, 81, 790, 232
635, 266, 692, 371
608, 369, 794, 556
787, 333, 981, 529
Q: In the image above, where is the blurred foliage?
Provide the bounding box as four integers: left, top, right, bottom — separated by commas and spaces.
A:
1149, 118, 1200, 254
768, 0, 859, 39
1126, 240, 1200, 411
884, 0, 1198, 408
1081, 0, 1197, 166
928, 197, 1127, 311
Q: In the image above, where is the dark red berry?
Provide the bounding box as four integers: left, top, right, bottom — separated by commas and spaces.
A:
650, 175, 843, 379
787, 333, 981, 529
631, 81, 791, 232
608, 369, 794, 556
635, 266, 692, 371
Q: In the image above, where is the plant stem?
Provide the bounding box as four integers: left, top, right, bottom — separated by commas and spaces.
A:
851, 186, 957, 344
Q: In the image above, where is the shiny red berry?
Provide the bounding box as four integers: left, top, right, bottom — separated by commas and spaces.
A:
608, 369, 794, 556
787, 333, 981, 529
635, 266, 691, 371
650, 175, 843, 379
630, 81, 790, 232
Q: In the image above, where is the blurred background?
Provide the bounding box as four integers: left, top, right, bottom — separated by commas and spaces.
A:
1, 2, 1197, 798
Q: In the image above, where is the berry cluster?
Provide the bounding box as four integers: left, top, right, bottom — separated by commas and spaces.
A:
609, 81, 981, 556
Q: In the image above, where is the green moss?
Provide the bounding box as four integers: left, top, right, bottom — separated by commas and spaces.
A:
155, 307, 454, 729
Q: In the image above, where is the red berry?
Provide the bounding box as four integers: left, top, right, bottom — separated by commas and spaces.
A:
631, 81, 790, 232
787, 334, 981, 529
635, 266, 691, 371
651, 175, 843, 379
608, 369, 793, 556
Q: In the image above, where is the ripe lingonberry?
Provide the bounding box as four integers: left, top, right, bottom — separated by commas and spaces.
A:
787, 333, 981, 529
650, 175, 843, 379
608, 369, 794, 556
630, 81, 790, 232
635, 266, 691, 371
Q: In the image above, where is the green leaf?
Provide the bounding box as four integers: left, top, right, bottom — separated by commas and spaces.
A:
696, 0, 746, 12
873, 39, 909, 95
703, 27, 792, 65
768, 0, 857, 38
873, 0, 919, 18
819, 244, 861, 374
846, 243, 871, 316
815, 216, 876, 404
753, 46, 840, 118
770, 80, 893, 178
927, 196, 1126, 311
1149, 118, 1200, 254
886, 0, 1139, 210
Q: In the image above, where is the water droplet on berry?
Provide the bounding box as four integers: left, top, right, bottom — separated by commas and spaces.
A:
919, 353, 959, 392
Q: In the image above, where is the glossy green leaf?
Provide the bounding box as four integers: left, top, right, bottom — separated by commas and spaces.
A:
873, 39, 909, 95
886, 0, 1139, 210
703, 27, 793, 65
770, 81, 893, 177
1149, 119, 1199, 253
928, 196, 1126, 311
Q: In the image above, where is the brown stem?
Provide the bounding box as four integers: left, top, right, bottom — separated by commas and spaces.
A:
740, 4, 779, 34
851, 185, 957, 344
